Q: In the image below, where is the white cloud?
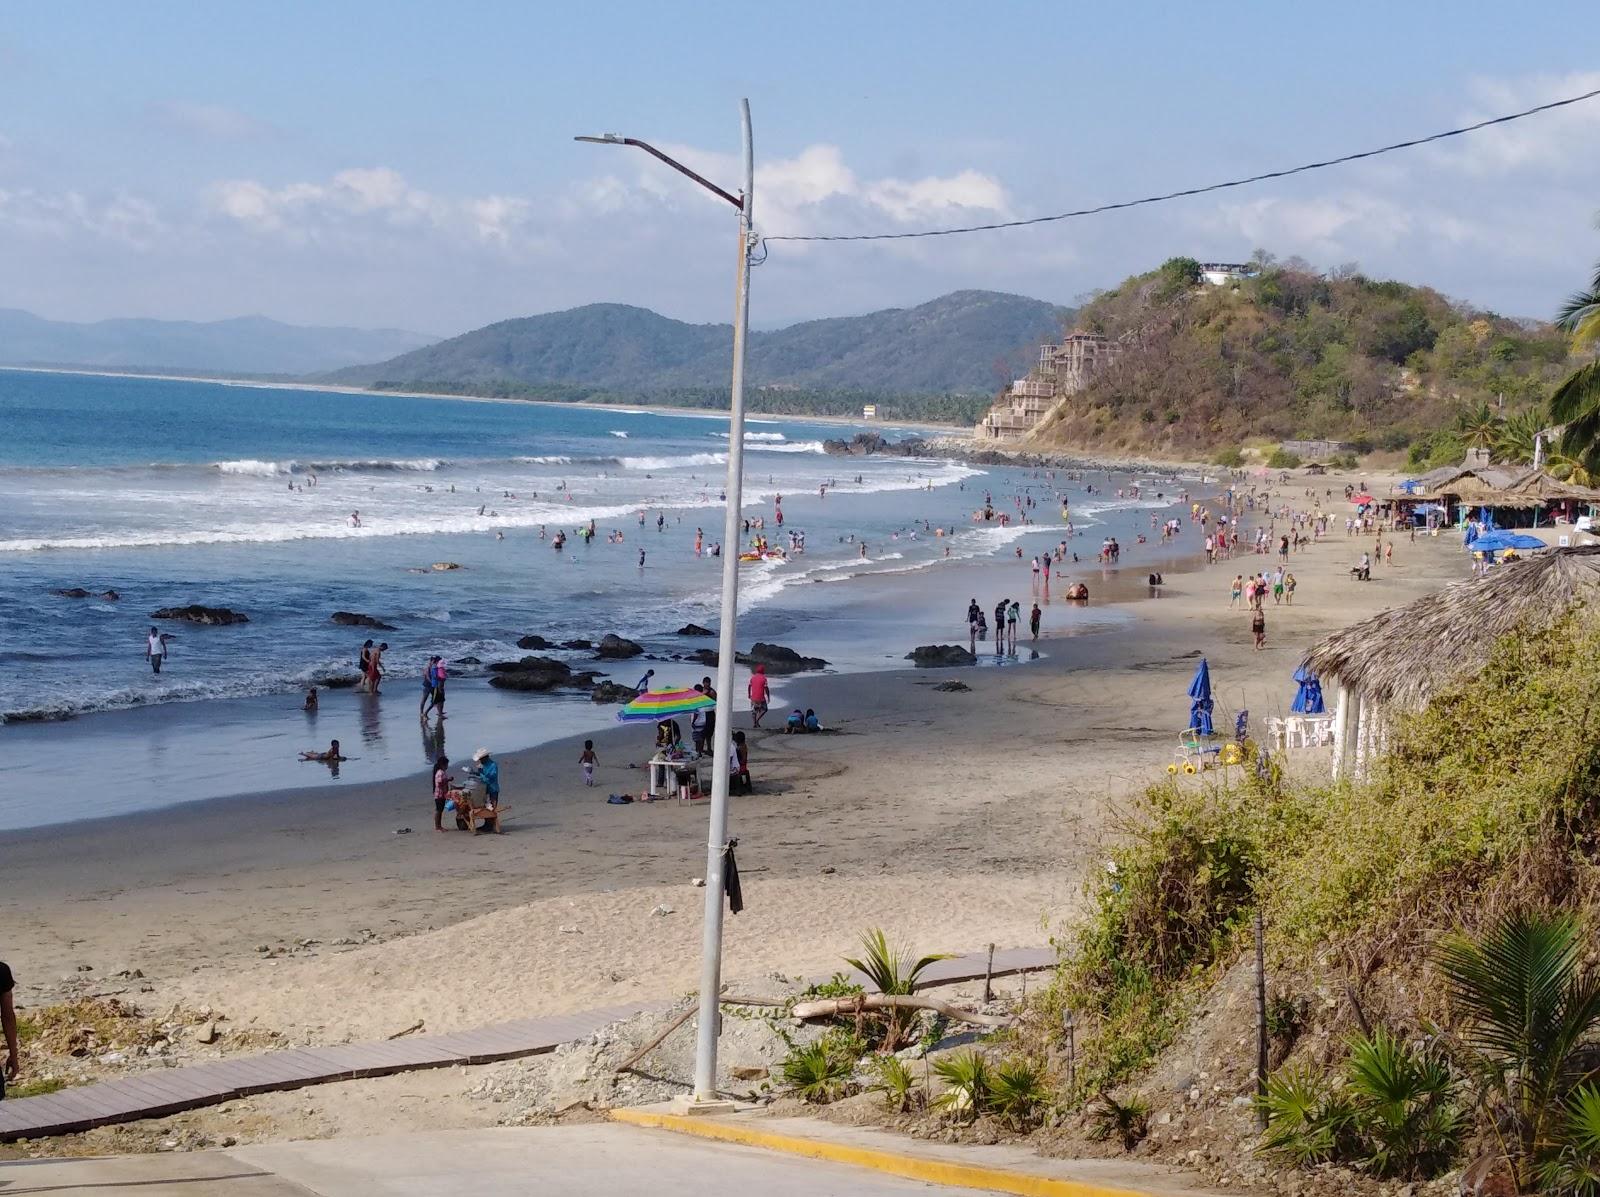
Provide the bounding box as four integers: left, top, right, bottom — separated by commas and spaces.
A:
207, 167, 527, 247
0, 186, 166, 248
1428, 71, 1600, 179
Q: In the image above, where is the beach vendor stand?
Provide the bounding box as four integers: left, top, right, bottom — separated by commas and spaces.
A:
617, 687, 717, 799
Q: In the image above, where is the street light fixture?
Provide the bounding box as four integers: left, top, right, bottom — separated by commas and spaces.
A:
577, 100, 755, 1109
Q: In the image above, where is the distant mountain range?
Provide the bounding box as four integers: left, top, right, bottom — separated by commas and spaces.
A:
326, 290, 1071, 395
0, 310, 437, 376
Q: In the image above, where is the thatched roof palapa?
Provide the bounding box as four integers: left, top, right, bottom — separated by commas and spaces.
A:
1302, 546, 1600, 712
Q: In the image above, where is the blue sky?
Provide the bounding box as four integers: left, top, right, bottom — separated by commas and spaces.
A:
2, 2, 1597, 334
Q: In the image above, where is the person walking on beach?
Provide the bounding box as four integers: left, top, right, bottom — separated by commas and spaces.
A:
1007, 600, 1021, 652
1251, 605, 1267, 651
579, 740, 598, 786
748, 664, 770, 728
145, 626, 167, 674
1, 957, 17, 1100
420, 656, 439, 716
365, 642, 387, 693
1030, 602, 1042, 641
1229, 575, 1243, 609
635, 668, 655, 694
993, 599, 1008, 655
358, 639, 374, 692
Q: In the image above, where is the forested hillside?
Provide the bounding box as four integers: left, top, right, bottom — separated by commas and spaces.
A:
1028, 257, 1573, 464
328, 290, 1070, 401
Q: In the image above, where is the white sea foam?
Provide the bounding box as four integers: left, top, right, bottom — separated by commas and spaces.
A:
748, 440, 825, 454
609, 430, 629, 438
715, 431, 788, 442
620, 453, 726, 470
212, 457, 446, 476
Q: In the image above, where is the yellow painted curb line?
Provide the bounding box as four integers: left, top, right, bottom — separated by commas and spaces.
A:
610, 1107, 1161, 1197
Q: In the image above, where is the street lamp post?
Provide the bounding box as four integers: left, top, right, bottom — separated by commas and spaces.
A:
577, 99, 755, 1108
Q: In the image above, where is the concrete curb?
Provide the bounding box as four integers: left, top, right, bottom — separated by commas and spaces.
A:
610, 1107, 1162, 1197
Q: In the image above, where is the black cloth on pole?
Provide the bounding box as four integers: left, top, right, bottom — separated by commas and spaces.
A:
723, 839, 744, 915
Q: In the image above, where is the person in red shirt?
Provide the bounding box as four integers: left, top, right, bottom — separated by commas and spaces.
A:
747, 664, 770, 728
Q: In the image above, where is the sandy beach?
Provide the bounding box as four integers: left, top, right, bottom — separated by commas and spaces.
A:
3, 469, 1469, 1055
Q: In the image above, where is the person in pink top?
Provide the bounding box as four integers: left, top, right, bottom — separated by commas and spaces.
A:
747, 664, 770, 728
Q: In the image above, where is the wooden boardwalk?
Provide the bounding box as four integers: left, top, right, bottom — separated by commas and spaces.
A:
0, 946, 1053, 1141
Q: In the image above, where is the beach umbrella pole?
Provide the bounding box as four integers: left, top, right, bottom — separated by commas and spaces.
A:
689, 99, 755, 1108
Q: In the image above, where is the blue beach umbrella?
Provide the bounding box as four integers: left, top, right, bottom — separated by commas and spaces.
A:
1187, 658, 1214, 735
1470, 530, 1546, 554
1290, 664, 1325, 715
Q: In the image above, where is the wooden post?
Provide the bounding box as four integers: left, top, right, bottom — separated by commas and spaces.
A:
1254, 907, 1269, 1130
983, 943, 995, 1003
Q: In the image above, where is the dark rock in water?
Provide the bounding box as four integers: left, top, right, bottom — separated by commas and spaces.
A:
687, 649, 720, 667
933, 680, 972, 692
52, 588, 92, 598
517, 634, 555, 650
738, 642, 827, 674
101, 590, 119, 601
590, 681, 638, 703
151, 604, 249, 625
595, 634, 644, 659
331, 611, 398, 630
487, 656, 575, 691
561, 639, 593, 650
314, 674, 363, 690
675, 623, 715, 637
905, 645, 977, 667
487, 656, 572, 677
456, 655, 482, 665
822, 432, 930, 458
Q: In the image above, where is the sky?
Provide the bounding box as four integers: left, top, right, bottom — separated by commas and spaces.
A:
2, 2, 1598, 336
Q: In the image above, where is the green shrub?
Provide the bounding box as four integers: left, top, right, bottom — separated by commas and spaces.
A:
1539, 1083, 1600, 1196
931, 1050, 990, 1121
1259, 1030, 1463, 1180
988, 1058, 1051, 1131
1212, 446, 1246, 468
780, 1031, 861, 1104
1087, 1091, 1151, 1150
844, 929, 953, 1049
1266, 448, 1302, 469
869, 1054, 921, 1113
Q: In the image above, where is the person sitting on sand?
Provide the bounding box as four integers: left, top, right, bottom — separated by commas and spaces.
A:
300, 739, 345, 763
803, 708, 822, 733
785, 708, 805, 734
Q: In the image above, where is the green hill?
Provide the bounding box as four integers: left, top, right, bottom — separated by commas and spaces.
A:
1028, 257, 1573, 463
326, 290, 1071, 404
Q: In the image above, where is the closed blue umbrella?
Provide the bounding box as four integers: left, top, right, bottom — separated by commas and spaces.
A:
1187, 658, 1214, 735
1290, 664, 1325, 715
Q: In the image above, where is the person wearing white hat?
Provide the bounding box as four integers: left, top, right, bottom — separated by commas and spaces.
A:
471, 747, 500, 809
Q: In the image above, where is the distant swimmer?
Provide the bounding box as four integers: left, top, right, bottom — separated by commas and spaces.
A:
350, 510, 362, 528
639, 549, 647, 568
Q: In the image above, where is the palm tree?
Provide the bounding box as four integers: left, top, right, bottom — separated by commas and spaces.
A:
1551, 257, 1600, 472
1491, 410, 1543, 465
1436, 910, 1600, 1191
1549, 453, 1597, 487
1454, 401, 1502, 451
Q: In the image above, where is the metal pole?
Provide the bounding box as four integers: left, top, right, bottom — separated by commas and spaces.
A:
691, 97, 754, 1104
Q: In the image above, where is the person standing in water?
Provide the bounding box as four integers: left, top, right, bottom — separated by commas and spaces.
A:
1030, 602, 1042, 641
366, 642, 387, 693
145, 626, 167, 674
358, 639, 374, 692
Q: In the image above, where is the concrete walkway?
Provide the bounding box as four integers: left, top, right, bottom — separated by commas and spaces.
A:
0, 1125, 1006, 1195
0, 947, 1053, 1142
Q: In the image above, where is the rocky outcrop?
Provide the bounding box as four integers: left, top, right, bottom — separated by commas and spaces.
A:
561, 639, 593, 650
331, 611, 398, 630
821, 432, 931, 458
685, 649, 720, 667
590, 681, 638, 704
675, 623, 715, 637
595, 634, 644, 659
905, 645, 977, 667
487, 657, 601, 692
431, 562, 463, 571
314, 673, 364, 689
52, 588, 118, 600
517, 634, 555, 650
740, 642, 827, 674
151, 605, 249, 625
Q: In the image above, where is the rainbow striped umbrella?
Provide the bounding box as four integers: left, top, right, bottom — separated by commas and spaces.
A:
616, 687, 717, 723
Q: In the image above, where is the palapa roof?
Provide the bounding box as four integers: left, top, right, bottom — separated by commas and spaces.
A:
1302, 545, 1600, 711
1410, 465, 1600, 508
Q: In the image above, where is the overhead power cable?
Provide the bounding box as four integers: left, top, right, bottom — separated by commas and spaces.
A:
762, 85, 1600, 244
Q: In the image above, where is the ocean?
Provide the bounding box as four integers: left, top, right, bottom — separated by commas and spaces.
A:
0, 369, 1202, 826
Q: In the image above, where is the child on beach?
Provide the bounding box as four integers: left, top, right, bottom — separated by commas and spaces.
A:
299, 739, 345, 763
579, 740, 598, 786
